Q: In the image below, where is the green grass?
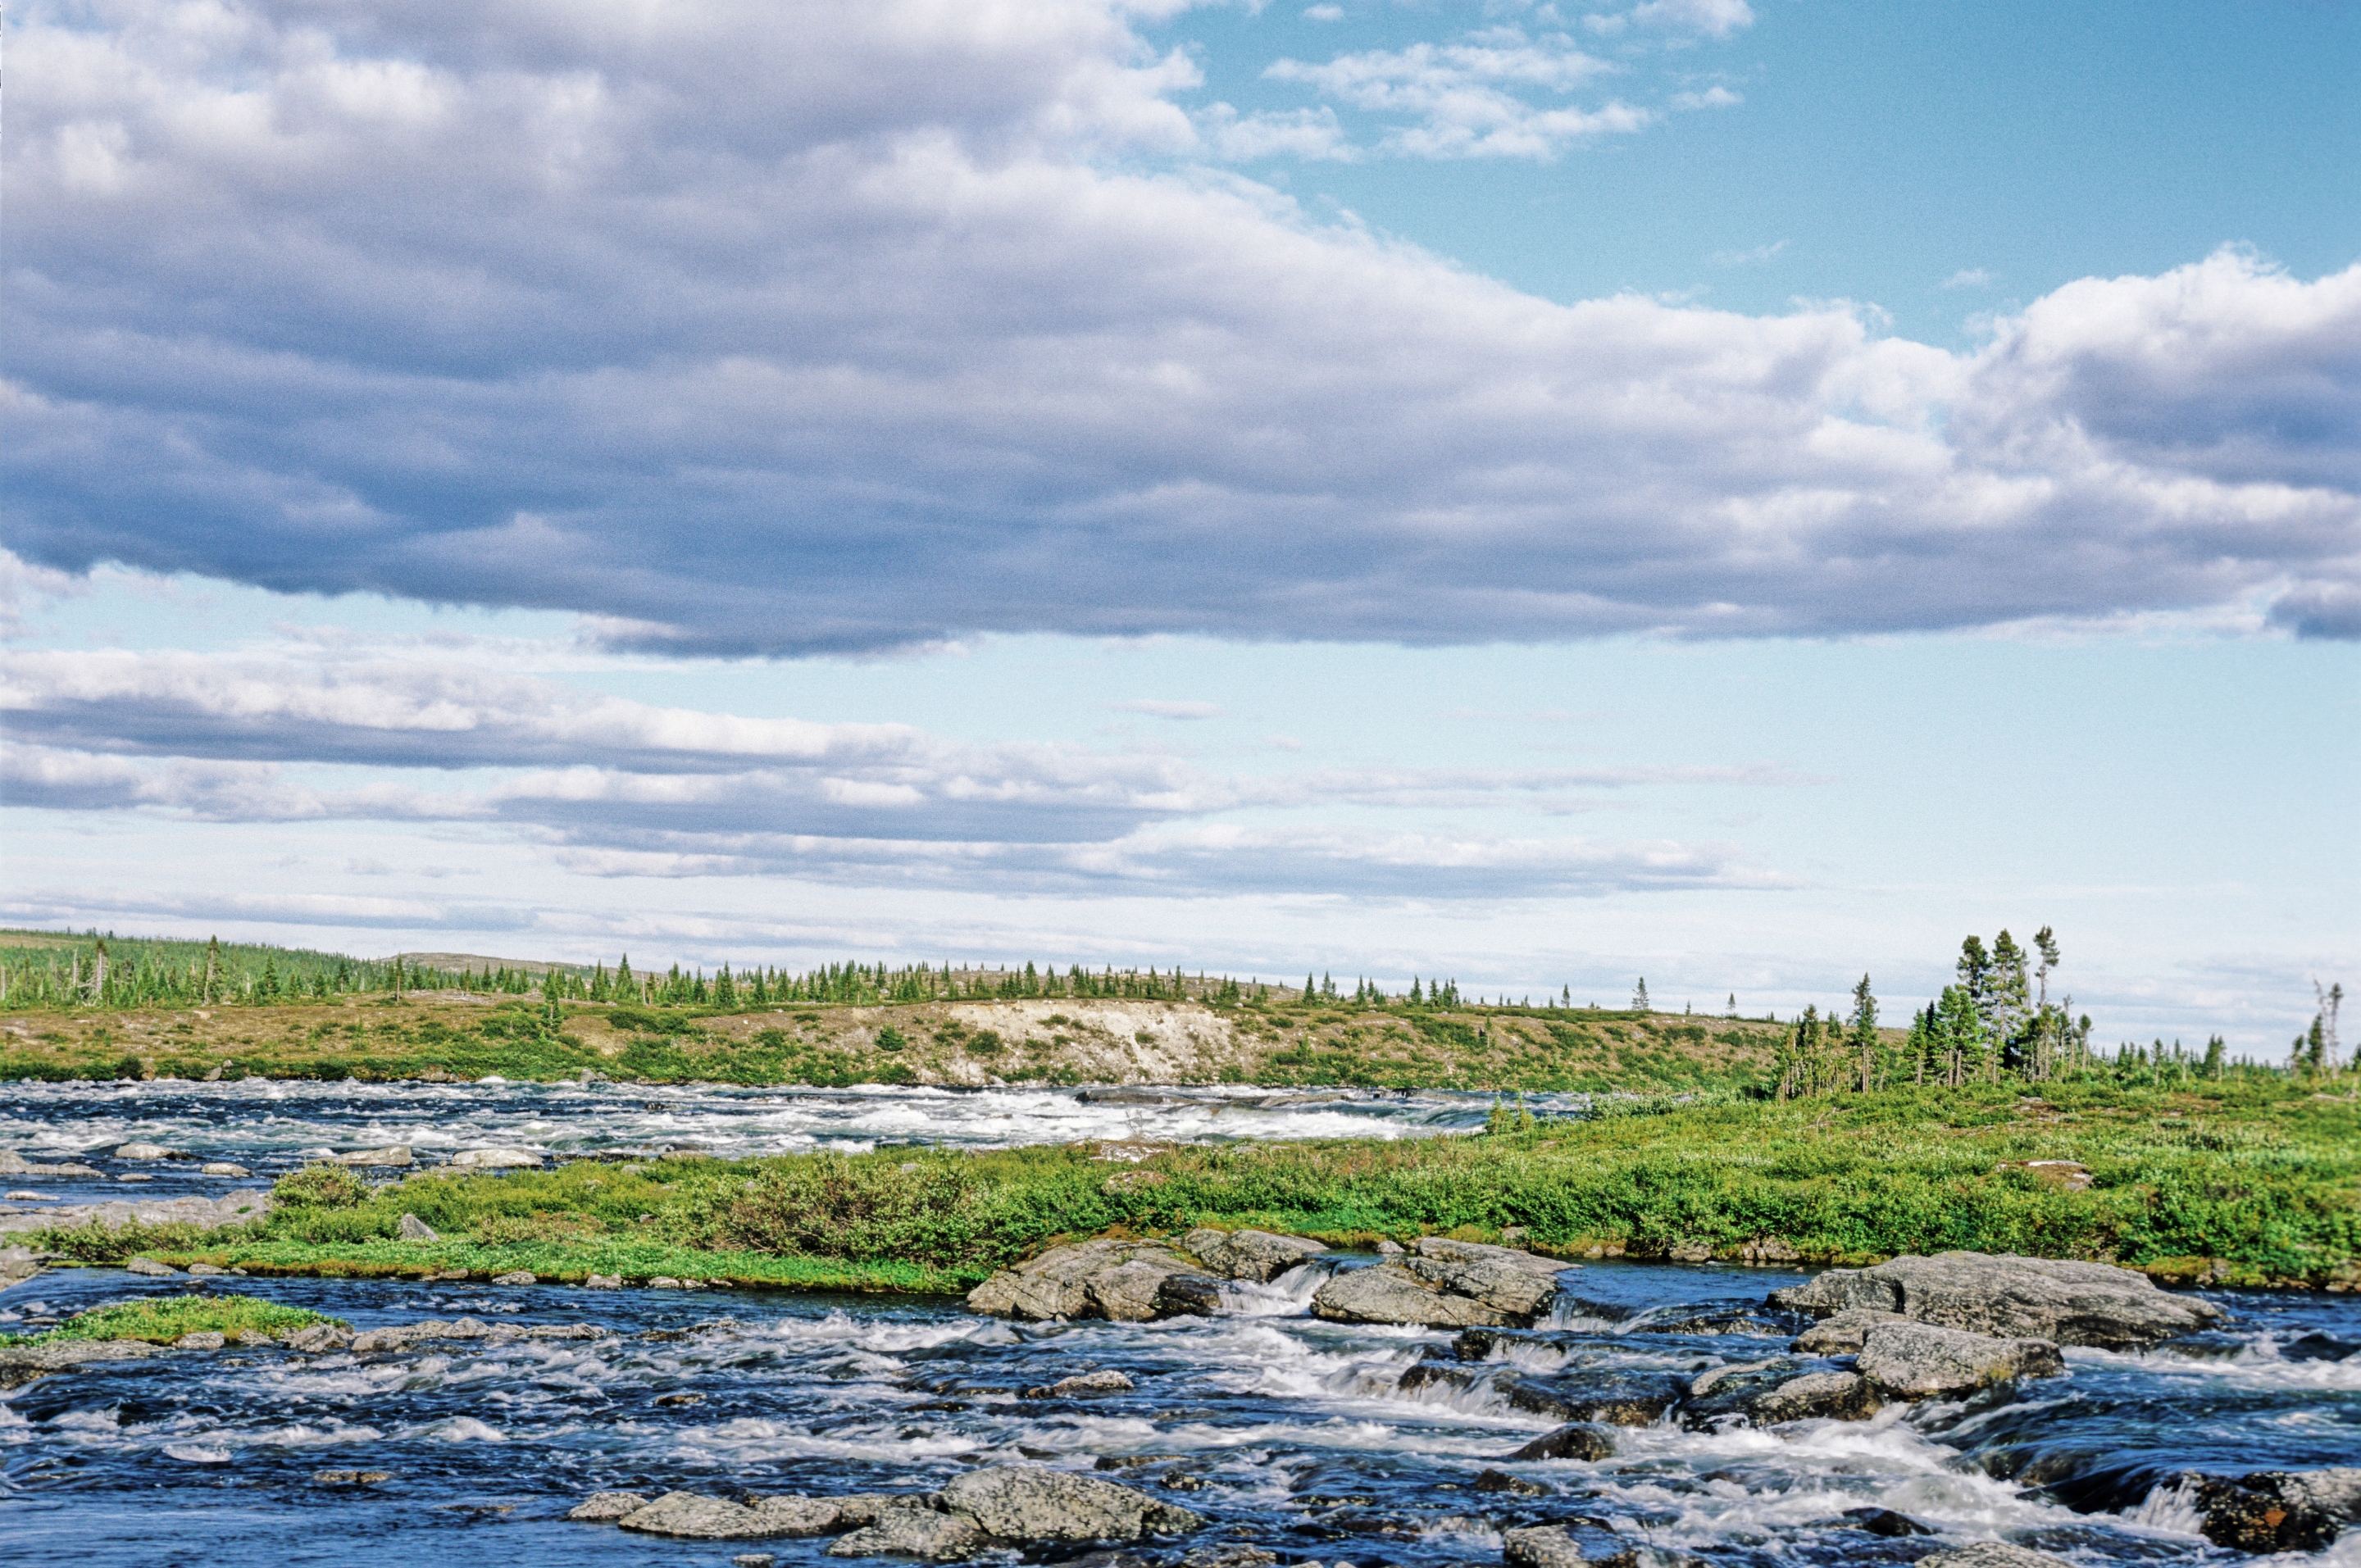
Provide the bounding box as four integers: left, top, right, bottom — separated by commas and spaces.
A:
28, 1075, 2358, 1291
40, 1293, 341, 1344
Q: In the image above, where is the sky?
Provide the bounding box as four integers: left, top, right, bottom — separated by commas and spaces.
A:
2, 0, 2356, 1055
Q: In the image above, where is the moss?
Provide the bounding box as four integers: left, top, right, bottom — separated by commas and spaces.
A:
44, 1293, 342, 1344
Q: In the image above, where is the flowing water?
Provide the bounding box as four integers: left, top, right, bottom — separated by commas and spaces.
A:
3, 1084, 2359, 1567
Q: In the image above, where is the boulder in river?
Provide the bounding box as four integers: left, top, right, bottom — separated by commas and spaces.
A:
125, 1256, 178, 1276
333, 1146, 412, 1167
200, 1162, 251, 1177
1788, 1307, 1908, 1354
448, 1148, 544, 1169
492, 1270, 537, 1286
1504, 1370, 1685, 1426
173, 1331, 226, 1350
1312, 1238, 1567, 1328
1181, 1228, 1327, 1281
112, 1143, 179, 1161
622, 1492, 794, 1539
0, 1337, 158, 1388
826, 1502, 984, 1561
966, 1239, 1215, 1322
1854, 1322, 2063, 1400
0, 1151, 102, 1179
1679, 1358, 1881, 1427
1500, 1525, 1588, 1568
1769, 1252, 2222, 1348
569, 1492, 648, 1520
1507, 1423, 1615, 1461
934, 1466, 1204, 1543
1024, 1370, 1135, 1398
2177, 1467, 2361, 1554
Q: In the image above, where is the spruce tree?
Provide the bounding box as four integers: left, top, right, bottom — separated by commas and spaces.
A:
1631, 977, 1649, 1013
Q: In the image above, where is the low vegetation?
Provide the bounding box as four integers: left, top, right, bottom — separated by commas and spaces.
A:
27, 1293, 340, 1345
34, 1075, 2357, 1291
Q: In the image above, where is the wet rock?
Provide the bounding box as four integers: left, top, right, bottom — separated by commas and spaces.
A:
312, 1469, 394, 1485
1917, 1546, 2074, 1568
747, 1497, 852, 1535
1472, 1468, 1549, 1496
1768, 1251, 2222, 1349
1404, 1237, 1568, 1310
2179, 1468, 2361, 1554
2281, 1331, 2358, 1362
1501, 1524, 1588, 1568
1840, 1507, 1932, 1536
173, 1331, 227, 1350
1180, 1547, 1276, 1568
935, 1465, 1203, 1543
185, 1262, 228, 1277
1376, 1239, 1404, 1257
199, 1163, 251, 1177
1508, 1423, 1615, 1461
1748, 1370, 1879, 1423
1855, 1322, 2063, 1400
1182, 1227, 1328, 1282
827, 1502, 985, 1560
1503, 1370, 1684, 1426
1630, 1303, 1808, 1337
585, 1273, 623, 1289
1788, 1307, 1908, 1354
1313, 1262, 1508, 1328
0, 1338, 158, 1388
398, 1213, 439, 1241
491, 1270, 536, 1286
656, 1392, 704, 1406
113, 1142, 179, 1161
966, 1239, 1203, 1322
1397, 1357, 1479, 1395
283, 1324, 355, 1353
0, 1152, 102, 1179
569, 1491, 648, 1520
332, 1146, 412, 1167
449, 1148, 544, 1169
736, 1557, 776, 1568
125, 1256, 178, 1276
1679, 1358, 1878, 1426
621, 1491, 795, 1539
1024, 1369, 1135, 1398
1153, 1273, 1226, 1318
116, 1174, 155, 1183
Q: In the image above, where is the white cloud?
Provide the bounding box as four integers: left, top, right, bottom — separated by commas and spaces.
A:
1198, 102, 1358, 161
1, 1, 2354, 645
1109, 698, 1228, 719
1943, 268, 1995, 289
1303, 3, 1344, 19
1671, 85, 1741, 110
1587, 0, 1754, 39
1708, 239, 1786, 267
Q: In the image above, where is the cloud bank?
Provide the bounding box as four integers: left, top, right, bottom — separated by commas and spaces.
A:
2, 0, 2356, 652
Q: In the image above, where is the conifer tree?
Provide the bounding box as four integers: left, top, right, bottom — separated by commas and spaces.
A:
1848, 974, 1879, 1092
1631, 977, 1649, 1012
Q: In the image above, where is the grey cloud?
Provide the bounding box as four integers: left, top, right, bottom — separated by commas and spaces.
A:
2, 2, 2354, 643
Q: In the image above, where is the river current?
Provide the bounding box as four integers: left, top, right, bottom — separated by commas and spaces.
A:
2, 1083, 2358, 1568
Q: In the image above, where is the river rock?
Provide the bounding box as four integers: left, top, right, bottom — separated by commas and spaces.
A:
333, 1146, 412, 1167
935, 1466, 1204, 1542
1505, 1370, 1685, 1426
1501, 1524, 1588, 1568
1917, 1546, 2075, 1568
398, 1213, 439, 1241
173, 1331, 227, 1350
1312, 1238, 1566, 1327
1789, 1307, 1908, 1354
112, 1143, 179, 1161
283, 1324, 355, 1352
1182, 1228, 1328, 1281
1678, 1357, 1877, 1426
2178, 1468, 2361, 1554
0, 1337, 158, 1388
966, 1239, 1207, 1322
1854, 1322, 2063, 1400
621, 1491, 793, 1539
200, 1162, 251, 1177
1312, 1262, 1506, 1327
1025, 1370, 1135, 1398
0, 1151, 102, 1179
125, 1256, 178, 1276
2281, 1332, 2357, 1362
1508, 1423, 1615, 1461
744, 1497, 850, 1535
1769, 1252, 2222, 1349
1151, 1273, 1226, 1318
492, 1270, 536, 1286
827, 1502, 985, 1560
449, 1148, 544, 1169
585, 1272, 623, 1289
569, 1492, 647, 1520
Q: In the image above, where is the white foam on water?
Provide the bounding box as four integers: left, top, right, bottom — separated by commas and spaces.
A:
2126, 1475, 2206, 1534
2071, 1343, 2361, 1394
414, 1416, 507, 1443
161, 1443, 233, 1463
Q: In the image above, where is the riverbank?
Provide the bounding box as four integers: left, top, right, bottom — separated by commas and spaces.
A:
23, 1075, 2357, 1290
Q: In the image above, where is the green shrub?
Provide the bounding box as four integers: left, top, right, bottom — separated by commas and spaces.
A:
271, 1162, 371, 1209
48, 1293, 341, 1344
962, 1030, 1003, 1057
876, 1026, 908, 1052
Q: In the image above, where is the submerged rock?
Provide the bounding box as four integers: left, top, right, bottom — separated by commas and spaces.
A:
1769, 1252, 2222, 1348
2281, 1332, 2358, 1363
1917, 1546, 2074, 1568
1181, 1228, 1327, 1282
1840, 1508, 1933, 1536
1024, 1370, 1135, 1398
1472, 1468, 1548, 1496
1504, 1370, 1685, 1426
1854, 1322, 2063, 1400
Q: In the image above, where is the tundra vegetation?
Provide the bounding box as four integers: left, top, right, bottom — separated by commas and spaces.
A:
6, 927, 2350, 1289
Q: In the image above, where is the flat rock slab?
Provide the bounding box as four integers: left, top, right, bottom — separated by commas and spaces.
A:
570, 1491, 648, 1520
1505, 1370, 1685, 1426
0, 1188, 271, 1236
1855, 1322, 2063, 1400
622, 1492, 809, 1540
827, 1506, 984, 1561
935, 1466, 1203, 1543
1312, 1262, 1514, 1328
967, 1239, 1205, 1322
1181, 1228, 1327, 1282
1770, 1251, 2222, 1348
0, 1338, 158, 1388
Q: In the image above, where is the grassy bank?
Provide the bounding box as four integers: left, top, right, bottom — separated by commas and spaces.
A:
34, 1075, 2359, 1291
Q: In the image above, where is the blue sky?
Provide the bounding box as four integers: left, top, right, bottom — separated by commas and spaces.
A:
2, 0, 2354, 1054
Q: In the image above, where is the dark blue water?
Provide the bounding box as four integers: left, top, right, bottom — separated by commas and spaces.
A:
6, 1261, 2356, 1568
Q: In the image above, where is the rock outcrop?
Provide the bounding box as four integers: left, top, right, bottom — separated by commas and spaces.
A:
1788, 1307, 1908, 1354
0, 1188, 271, 1238
333, 1146, 412, 1166
0, 1151, 104, 1179
1180, 1228, 1326, 1282
0, 1336, 159, 1388
590, 1467, 1202, 1561
1679, 1357, 1881, 1427
966, 1239, 1218, 1323
1769, 1252, 2222, 1348
1853, 1321, 2064, 1400
2176, 1467, 2361, 1554
1503, 1370, 1684, 1426
1312, 1238, 1568, 1328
